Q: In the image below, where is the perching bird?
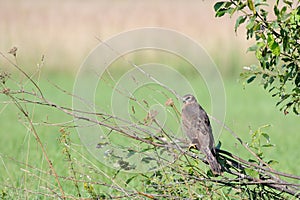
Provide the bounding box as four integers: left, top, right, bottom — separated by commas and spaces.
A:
181, 94, 221, 175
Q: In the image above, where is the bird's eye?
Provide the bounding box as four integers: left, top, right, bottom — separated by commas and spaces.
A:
183, 95, 194, 103
183, 96, 191, 102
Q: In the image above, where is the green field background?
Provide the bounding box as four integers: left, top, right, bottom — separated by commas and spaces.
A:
0, 0, 299, 197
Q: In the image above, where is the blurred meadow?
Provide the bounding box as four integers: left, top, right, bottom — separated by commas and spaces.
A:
0, 0, 299, 197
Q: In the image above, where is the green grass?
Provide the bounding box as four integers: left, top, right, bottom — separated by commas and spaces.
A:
222, 80, 300, 174
0, 70, 299, 198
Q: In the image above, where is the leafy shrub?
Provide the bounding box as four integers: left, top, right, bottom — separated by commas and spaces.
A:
214, 0, 300, 115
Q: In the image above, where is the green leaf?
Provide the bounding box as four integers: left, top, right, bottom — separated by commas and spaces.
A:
126, 175, 137, 185
267, 34, 280, 56
247, 0, 256, 14
238, 3, 247, 11
141, 157, 155, 163
268, 86, 275, 92
248, 42, 264, 52
126, 149, 136, 158
244, 168, 259, 178
215, 8, 232, 17
274, 5, 279, 16
235, 16, 247, 32
283, 0, 293, 7
248, 159, 258, 163
267, 160, 279, 166
214, 2, 226, 12
207, 169, 215, 177
261, 133, 270, 142
230, 6, 238, 16
247, 44, 258, 52
214, 1, 233, 17
293, 106, 299, 115
247, 76, 256, 83
271, 42, 280, 56
280, 6, 287, 16
262, 144, 275, 147
246, 17, 255, 30
295, 73, 300, 87
282, 34, 288, 51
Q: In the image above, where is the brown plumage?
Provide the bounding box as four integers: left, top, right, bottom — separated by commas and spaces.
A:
181, 94, 221, 175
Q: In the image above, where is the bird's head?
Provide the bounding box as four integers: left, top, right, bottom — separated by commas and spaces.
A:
182, 94, 197, 104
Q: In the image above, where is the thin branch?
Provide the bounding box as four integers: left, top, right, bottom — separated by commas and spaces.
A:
0, 52, 45, 100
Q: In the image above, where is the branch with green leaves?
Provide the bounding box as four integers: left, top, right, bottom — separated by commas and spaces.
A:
214, 0, 300, 115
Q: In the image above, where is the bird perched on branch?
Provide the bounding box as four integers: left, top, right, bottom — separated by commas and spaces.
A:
181, 94, 221, 175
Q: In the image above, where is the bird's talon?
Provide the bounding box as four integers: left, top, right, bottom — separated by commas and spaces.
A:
188, 144, 197, 151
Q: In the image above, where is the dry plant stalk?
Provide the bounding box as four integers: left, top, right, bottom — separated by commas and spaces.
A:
1, 50, 300, 199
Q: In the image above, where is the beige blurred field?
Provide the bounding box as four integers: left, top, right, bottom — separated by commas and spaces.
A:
0, 0, 255, 75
